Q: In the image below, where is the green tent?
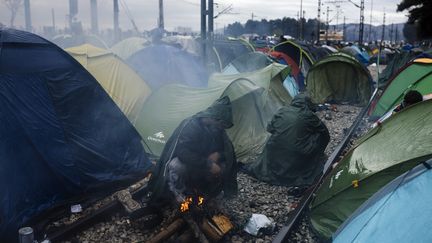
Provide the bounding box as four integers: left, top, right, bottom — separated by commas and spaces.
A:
306, 53, 372, 105
135, 63, 292, 160
222, 52, 274, 74
310, 99, 432, 240
370, 58, 432, 118
377, 49, 424, 88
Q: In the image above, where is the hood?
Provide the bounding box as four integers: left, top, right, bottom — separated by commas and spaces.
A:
195, 96, 234, 128
291, 93, 316, 111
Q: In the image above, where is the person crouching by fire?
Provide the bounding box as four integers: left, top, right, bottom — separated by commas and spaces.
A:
148, 96, 238, 210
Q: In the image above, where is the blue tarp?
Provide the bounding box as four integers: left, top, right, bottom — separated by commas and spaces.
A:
333, 160, 432, 243
0, 28, 151, 242
127, 44, 208, 90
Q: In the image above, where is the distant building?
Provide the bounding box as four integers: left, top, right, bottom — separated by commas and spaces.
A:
320, 30, 343, 41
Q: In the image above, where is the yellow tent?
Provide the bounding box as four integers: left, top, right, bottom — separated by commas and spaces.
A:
111, 37, 150, 60
66, 44, 151, 124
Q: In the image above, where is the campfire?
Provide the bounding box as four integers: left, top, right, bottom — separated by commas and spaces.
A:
149, 194, 233, 243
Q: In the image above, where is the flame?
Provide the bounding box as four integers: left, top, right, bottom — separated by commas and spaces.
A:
198, 196, 204, 206
180, 197, 193, 212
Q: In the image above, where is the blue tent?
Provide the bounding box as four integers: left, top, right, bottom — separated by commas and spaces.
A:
341, 45, 370, 65
127, 44, 208, 90
333, 159, 432, 243
0, 28, 151, 242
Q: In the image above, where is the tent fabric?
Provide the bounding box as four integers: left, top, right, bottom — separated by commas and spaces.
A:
51, 34, 108, 49
370, 59, 432, 118
134, 63, 292, 161
377, 49, 423, 88
66, 44, 151, 124
306, 53, 372, 105
161, 35, 201, 56
272, 40, 315, 76
110, 37, 150, 60
341, 46, 370, 65
333, 159, 432, 243
127, 44, 208, 90
0, 28, 151, 242
211, 38, 255, 71
309, 99, 432, 240
222, 52, 274, 74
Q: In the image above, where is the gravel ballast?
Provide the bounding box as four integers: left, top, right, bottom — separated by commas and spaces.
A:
59, 104, 364, 243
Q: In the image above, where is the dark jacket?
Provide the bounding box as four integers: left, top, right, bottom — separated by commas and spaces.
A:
149, 96, 238, 203
247, 93, 330, 186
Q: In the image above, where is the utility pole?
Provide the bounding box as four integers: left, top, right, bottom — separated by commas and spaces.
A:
52, 8, 56, 30
317, 0, 321, 43
381, 12, 386, 45
368, 0, 373, 42
90, 0, 99, 34
325, 6, 329, 41
24, 0, 31, 31
208, 0, 214, 51
158, 0, 164, 29
113, 0, 119, 42
395, 25, 399, 43
359, 0, 364, 44
201, 0, 207, 63
299, 0, 303, 40
343, 16, 346, 41
390, 23, 394, 44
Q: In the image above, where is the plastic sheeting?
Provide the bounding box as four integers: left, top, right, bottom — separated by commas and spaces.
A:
127, 44, 209, 90
310, 99, 432, 240
0, 28, 151, 242
134, 63, 292, 161
66, 44, 151, 124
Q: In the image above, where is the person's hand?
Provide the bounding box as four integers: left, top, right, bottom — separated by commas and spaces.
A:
209, 161, 222, 176
208, 152, 221, 163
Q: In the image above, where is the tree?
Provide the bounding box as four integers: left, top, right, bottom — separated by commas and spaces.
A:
397, 0, 432, 39
3, 0, 23, 27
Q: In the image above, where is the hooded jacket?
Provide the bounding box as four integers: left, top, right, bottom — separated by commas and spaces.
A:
247, 93, 330, 186
149, 96, 238, 203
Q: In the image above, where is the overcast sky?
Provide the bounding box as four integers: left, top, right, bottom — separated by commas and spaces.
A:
0, 0, 408, 32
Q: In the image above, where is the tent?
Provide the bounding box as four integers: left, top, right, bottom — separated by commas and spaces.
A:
341, 45, 370, 65
0, 28, 151, 242
51, 34, 108, 49
370, 58, 432, 118
333, 159, 432, 243
162, 35, 201, 56
134, 63, 292, 161
269, 51, 304, 89
377, 49, 424, 88
111, 37, 150, 60
306, 53, 372, 105
222, 52, 274, 74
211, 38, 255, 71
272, 40, 315, 76
309, 99, 432, 240
66, 44, 151, 124
127, 44, 209, 90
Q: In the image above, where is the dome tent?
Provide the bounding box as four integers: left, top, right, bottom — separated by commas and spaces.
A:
306, 52, 372, 105
0, 28, 151, 242
66, 44, 151, 124
310, 99, 432, 240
